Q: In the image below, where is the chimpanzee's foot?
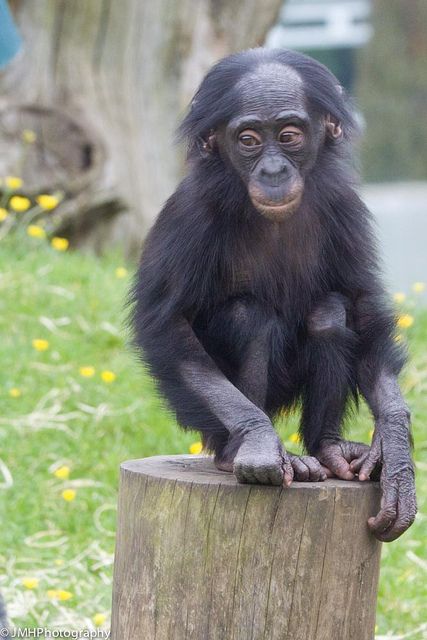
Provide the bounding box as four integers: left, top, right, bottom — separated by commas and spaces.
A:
214, 434, 326, 485
315, 438, 373, 481
288, 453, 327, 482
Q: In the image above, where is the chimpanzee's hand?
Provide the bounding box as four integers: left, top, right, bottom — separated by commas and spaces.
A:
287, 452, 327, 484
233, 429, 289, 485
315, 438, 371, 481
350, 421, 417, 542
233, 429, 326, 486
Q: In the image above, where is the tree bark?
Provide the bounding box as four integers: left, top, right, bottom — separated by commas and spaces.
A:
1, 0, 282, 255
112, 455, 382, 640
355, 0, 427, 182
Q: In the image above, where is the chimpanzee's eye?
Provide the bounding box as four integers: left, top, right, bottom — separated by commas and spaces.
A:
238, 129, 262, 148
278, 127, 304, 146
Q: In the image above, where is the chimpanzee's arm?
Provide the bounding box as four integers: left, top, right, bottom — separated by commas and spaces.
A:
131, 200, 295, 486
136, 311, 294, 486
351, 292, 417, 542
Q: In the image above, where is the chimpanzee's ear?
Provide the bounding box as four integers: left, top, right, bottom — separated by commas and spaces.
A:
325, 114, 343, 141
198, 130, 217, 157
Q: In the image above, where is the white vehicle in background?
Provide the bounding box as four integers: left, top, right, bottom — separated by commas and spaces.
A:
266, 0, 372, 92
267, 0, 372, 51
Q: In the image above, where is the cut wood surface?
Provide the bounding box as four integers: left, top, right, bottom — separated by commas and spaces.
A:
111, 455, 382, 640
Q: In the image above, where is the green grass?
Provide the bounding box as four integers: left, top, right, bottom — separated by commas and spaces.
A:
0, 234, 426, 636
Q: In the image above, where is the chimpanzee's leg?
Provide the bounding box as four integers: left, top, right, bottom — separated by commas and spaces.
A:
301, 292, 370, 479
202, 298, 325, 481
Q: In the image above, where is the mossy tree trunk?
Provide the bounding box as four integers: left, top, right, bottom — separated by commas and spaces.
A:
1, 0, 282, 255
356, 0, 427, 182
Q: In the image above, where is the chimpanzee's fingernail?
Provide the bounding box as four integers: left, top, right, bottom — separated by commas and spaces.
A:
283, 474, 293, 487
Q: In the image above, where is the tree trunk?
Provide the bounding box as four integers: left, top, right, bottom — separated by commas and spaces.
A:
112, 455, 382, 640
0, 0, 282, 255
355, 0, 427, 182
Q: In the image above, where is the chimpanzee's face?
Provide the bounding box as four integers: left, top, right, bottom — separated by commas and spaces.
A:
217, 63, 325, 221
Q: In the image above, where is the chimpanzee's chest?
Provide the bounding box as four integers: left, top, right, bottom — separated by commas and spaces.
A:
220, 244, 327, 315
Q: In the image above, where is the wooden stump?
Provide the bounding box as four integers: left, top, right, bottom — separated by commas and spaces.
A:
111, 455, 382, 640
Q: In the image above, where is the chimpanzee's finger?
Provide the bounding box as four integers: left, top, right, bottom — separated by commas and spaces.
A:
358, 452, 380, 482
249, 460, 284, 485
318, 453, 354, 480
300, 456, 326, 481
234, 466, 257, 484
368, 485, 398, 536
344, 441, 370, 462
233, 458, 260, 485
290, 457, 310, 481
282, 458, 294, 487
374, 490, 417, 542
349, 452, 369, 474
321, 464, 334, 478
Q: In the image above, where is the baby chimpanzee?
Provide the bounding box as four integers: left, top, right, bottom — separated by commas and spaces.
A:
131, 48, 416, 542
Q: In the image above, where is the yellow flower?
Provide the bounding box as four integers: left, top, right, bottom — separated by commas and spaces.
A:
22, 129, 37, 143
0, 208, 8, 221
289, 432, 301, 444
32, 338, 49, 351
54, 465, 70, 480
22, 577, 39, 590
36, 194, 60, 210
9, 387, 22, 398
412, 282, 425, 294
393, 292, 406, 304
27, 225, 46, 239
5, 176, 23, 190
79, 366, 95, 377
189, 441, 203, 455
47, 589, 73, 601
115, 267, 128, 279
61, 489, 76, 502
93, 613, 107, 627
397, 314, 414, 330
9, 195, 31, 212
101, 370, 116, 383
51, 236, 69, 251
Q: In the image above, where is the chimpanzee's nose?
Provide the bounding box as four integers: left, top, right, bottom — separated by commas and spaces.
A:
259, 156, 289, 186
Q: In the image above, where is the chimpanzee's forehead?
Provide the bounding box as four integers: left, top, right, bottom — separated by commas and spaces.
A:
236, 62, 306, 119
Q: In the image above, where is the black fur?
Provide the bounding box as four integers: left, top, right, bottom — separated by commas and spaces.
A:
130, 48, 405, 458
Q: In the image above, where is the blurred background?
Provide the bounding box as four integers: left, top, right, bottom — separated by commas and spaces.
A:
0, 0, 426, 289
0, 1, 426, 637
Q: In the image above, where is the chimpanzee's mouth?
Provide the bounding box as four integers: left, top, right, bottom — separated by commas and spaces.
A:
250, 192, 302, 221
249, 181, 304, 220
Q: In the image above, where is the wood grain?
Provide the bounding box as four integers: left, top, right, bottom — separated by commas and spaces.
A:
111, 455, 382, 640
